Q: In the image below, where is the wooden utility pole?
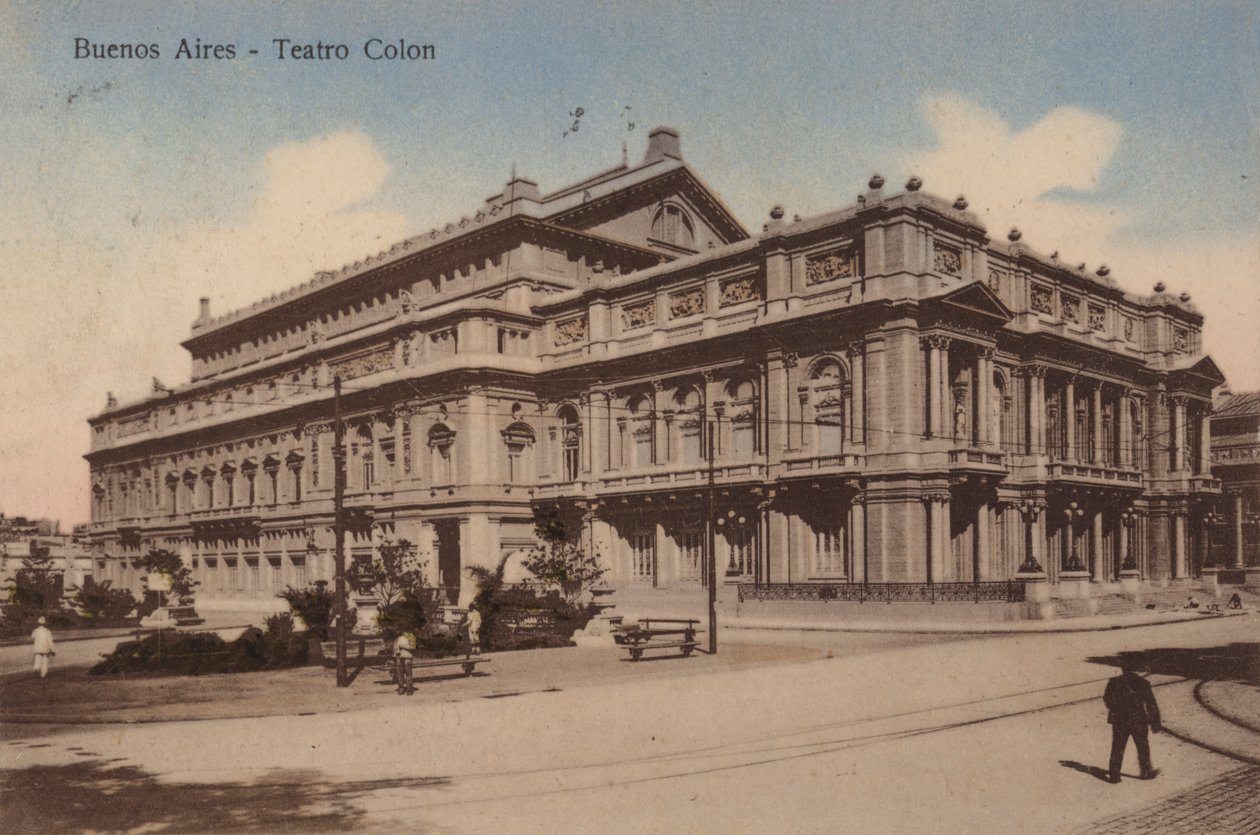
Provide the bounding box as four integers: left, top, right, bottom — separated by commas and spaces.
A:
333, 375, 348, 687
707, 420, 717, 654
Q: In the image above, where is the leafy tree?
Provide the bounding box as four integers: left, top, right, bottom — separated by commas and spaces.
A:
141, 549, 199, 604
465, 553, 511, 651
523, 510, 606, 604
349, 539, 427, 610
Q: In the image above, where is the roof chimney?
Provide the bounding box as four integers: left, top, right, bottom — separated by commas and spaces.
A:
643, 127, 682, 164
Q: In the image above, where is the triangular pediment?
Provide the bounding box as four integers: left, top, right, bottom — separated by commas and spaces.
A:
544, 166, 748, 256
929, 281, 1014, 324
1171, 354, 1227, 386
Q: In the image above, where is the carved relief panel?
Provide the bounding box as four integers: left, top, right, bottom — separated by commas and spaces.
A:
805, 247, 855, 285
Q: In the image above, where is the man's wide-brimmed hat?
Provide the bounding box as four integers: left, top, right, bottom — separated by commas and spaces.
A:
37, 616, 46, 625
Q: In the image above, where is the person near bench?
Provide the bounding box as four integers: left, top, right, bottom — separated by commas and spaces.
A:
393, 631, 417, 695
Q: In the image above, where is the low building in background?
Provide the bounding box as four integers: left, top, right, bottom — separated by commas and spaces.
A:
84, 128, 1229, 615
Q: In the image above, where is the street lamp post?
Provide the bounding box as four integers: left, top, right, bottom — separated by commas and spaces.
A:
1015, 499, 1044, 574
333, 375, 348, 688
1063, 501, 1086, 573
706, 420, 717, 655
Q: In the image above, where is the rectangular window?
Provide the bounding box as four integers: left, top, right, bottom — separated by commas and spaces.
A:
632, 530, 654, 582
292, 557, 306, 588
246, 559, 259, 592
726, 526, 755, 578
268, 558, 282, 589
812, 523, 845, 576
680, 530, 703, 581
226, 558, 239, 591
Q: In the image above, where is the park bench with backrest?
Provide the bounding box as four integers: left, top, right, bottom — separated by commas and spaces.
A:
318, 637, 491, 679
615, 618, 703, 661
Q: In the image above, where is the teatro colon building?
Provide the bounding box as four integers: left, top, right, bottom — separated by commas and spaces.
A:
85, 128, 1227, 615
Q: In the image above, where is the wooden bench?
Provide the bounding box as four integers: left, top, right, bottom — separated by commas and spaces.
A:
615, 618, 703, 661
384, 655, 492, 684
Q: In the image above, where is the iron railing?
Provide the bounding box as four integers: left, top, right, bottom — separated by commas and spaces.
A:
737, 580, 1026, 604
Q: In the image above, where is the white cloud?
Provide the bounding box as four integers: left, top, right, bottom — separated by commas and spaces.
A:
902, 94, 1260, 391
0, 130, 408, 525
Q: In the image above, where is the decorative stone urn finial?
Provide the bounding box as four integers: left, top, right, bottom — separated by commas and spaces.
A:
1007, 228, 1022, 242
952, 195, 968, 210
868, 173, 885, 190
905, 176, 922, 192
1180, 291, 1191, 302
1154, 281, 1166, 293
769, 205, 785, 221
1096, 265, 1110, 277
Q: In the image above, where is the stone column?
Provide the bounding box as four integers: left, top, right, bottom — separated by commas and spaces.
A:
1174, 511, 1187, 578
1064, 379, 1076, 461
1091, 509, 1105, 582
580, 392, 595, 474
593, 390, 611, 477
847, 341, 865, 447
927, 493, 949, 583
939, 341, 953, 439
1198, 408, 1212, 475
851, 494, 866, 583
1232, 493, 1246, 569
1119, 391, 1132, 467
1028, 367, 1045, 456
924, 337, 941, 439
1091, 385, 1103, 463
976, 497, 991, 581
1172, 396, 1187, 472
976, 348, 991, 446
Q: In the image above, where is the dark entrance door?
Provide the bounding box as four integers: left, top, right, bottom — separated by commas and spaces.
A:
434, 519, 461, 604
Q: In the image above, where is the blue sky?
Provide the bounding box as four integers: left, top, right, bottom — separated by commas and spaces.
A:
1, 0, 1257, 525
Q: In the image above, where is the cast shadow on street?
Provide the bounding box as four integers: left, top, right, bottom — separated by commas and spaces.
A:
0, 760, 449, 833
1084, 643, 1260, 685
1059, 760, 1146, 783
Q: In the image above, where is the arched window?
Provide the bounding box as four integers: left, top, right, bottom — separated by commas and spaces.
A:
650, 204, 695, 248
182, 469, 198, 511
557, 405, 581, 482
674, 388, 703, 465
502, 421, 535, 483
630, 395, 654, 468
429, 423, 456, 484
728, 379, 758, 460
164, 473, 179, 514
200, 466, 217, 509
807, 359, 846, 455
92, 483, 105, 520
993, 372, 1011, 451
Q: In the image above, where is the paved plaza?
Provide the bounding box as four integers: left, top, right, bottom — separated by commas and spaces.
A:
1, 614, 1256, 833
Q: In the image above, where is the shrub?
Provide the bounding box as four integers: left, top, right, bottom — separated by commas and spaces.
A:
90, 627, 309, 676
263, 611, 295, 640
74, 580, 138, 623
278, 581, 335, 640
376, 590, 432, 644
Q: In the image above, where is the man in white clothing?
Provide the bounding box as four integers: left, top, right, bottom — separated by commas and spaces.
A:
31, 616, 55, 679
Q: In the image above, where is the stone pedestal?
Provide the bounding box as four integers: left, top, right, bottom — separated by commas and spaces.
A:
1200, 566, 1220, 596
351, 595, 381, 635
1016, 571, 1054, 620
1118, 569, 1142, 599
1245, 567, 1260, 592
1057, 571, 1093, 599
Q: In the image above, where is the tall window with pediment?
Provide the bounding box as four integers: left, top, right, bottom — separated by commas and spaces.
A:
263, 457, 280, 505
807, 360, 846, 455
674, 389, 703, 465
351, 426, 374, 491
182, 471, 197, 512
286, 451, 304, 503
651, 204, 694, 248
502, 421, 535, 483
728, 380, 758, 460
630, 395, 654, 468
558, 405, 581, 482
429, 423, 455, 484
1102, 401, 1116, 465
93, 484, 105, 520
165, 474, 178, 514
993, 373, 1012, 451
241, 461, 257, 505
222, 464, 236, 507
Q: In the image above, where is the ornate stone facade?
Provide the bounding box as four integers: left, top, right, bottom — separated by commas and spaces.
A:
85, 127, 1223, 616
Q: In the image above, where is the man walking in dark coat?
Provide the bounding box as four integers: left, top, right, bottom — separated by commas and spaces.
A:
1104, 662, 1162, 783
